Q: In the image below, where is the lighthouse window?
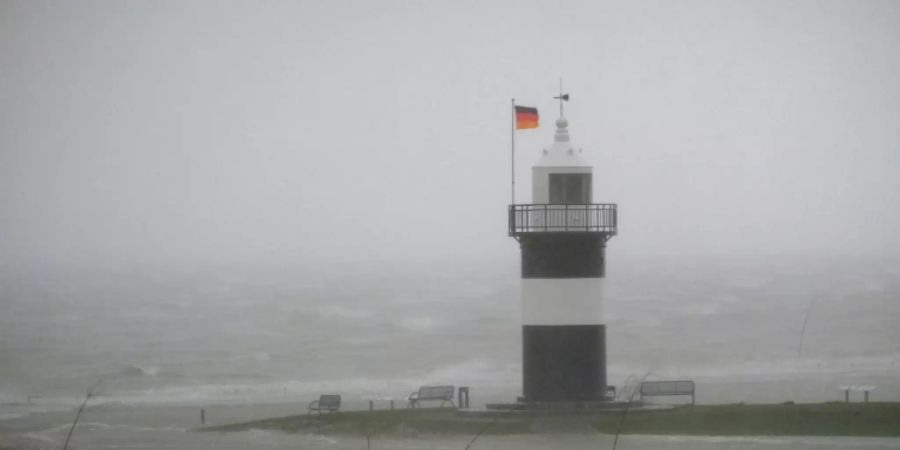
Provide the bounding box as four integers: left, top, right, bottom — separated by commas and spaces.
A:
549, 173, 590, 204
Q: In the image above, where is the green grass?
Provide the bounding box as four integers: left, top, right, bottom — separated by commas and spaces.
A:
593, 402, 900, 437
201, 408, 532, 435
200, 402, 900, 437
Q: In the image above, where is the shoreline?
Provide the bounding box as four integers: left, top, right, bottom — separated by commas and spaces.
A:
199, 402, 900, 437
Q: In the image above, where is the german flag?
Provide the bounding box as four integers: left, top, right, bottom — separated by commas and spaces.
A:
515, 106, 539, 129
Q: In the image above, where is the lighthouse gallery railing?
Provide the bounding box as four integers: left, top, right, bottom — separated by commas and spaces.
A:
509, 203, 617, 236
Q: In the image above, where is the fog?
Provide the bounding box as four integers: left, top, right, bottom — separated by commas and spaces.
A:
2, 0, 898, 272
3, 3, 900, 449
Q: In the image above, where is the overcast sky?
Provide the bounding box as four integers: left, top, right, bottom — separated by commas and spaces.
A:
2, 0, 899, 271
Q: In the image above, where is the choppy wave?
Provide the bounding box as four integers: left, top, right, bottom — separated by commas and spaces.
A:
607, 353, 900, 382
36, 422, 186, 435
5, 258, 900, 423
0, 359, 520, 414
91, 359, 517, 405
5, 352, 898, 412
121, 365, 161, 377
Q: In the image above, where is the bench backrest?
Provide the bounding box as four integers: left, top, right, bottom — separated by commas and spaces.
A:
319, 394, 341, 408
641, 380, 694, 397
418, 385, 454, 400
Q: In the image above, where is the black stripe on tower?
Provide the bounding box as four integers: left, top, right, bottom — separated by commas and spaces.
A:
519, 234, 606, 278
523, 324, 606, 401
519, 234, 609, 401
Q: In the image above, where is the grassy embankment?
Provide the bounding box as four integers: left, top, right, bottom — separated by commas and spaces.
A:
593, 402, 900, 437
201, 402, 900, 437
202, 408, 532, 436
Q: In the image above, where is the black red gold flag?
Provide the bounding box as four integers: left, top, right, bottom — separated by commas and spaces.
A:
515, 106, 539, 129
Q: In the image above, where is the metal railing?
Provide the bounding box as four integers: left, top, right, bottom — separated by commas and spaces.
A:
509, 203, 617, 236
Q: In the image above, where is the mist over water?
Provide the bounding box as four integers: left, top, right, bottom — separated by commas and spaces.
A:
3, 254, 898, 410
3, 255, 900, 448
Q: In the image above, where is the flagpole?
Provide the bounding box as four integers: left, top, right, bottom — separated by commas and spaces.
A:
559, 77, 564, 118
511, 98, 516, 205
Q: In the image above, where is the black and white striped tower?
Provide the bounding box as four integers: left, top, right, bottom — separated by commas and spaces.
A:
508, 109, 617, 402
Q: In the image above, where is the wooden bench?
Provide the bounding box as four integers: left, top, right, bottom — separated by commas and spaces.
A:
308, 394, 341, 414
605, 385, 617, 401
640, 380, 695, 405
408, 385, 455, 408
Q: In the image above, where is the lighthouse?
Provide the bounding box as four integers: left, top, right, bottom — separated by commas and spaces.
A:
508, 106, 617, 402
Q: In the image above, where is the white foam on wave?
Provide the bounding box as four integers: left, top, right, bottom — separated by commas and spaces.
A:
140, 365, 160, 376
418, 359, 518, 387
0, 411, 30, 420
121, 364, 161, 377
47, 358, 520, 407
608, 352, 900, 384
0, 394, 86, 418
37, 422, 186, 435
25, 352, 889, 409
396, 315, 440, 332
317, 305, 373, 320
231, 352, 271, 362
14, 352, 897, 411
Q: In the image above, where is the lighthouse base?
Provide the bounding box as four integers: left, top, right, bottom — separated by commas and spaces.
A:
522, 324, 607, 402
479, 400, 641, 416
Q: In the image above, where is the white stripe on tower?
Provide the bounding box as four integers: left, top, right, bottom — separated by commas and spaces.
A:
522, 278, 604, 325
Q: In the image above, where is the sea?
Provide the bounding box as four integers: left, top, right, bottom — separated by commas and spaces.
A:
1, 254, 899, 449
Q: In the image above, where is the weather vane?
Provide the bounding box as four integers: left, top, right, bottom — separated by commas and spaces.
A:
554, 77, 570, 118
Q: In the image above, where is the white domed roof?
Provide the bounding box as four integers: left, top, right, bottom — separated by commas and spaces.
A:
533, 116, 590, 167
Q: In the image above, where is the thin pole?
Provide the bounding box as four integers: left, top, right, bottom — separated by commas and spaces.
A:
797, 297, 816, 357
559, 78, 563, 118
511, 98, 516, 205
62, 385, 96, 450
